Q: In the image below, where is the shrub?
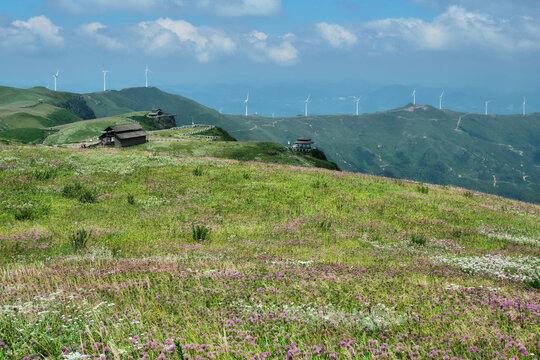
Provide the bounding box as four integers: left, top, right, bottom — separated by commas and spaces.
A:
312, 176, 328, 189
193, 166, 204, 176
12, 203, 50, 221
62, 182, 97, 203
70, 229, 92, 250
127, 193, 136, 205
416, 182, 429, 194
410, 233, 427, 246
192, 224, 210, 242
317, 220, 332, 231
463, 191, 474, 198
243, 172, 251, 180
33, 167, 57, 180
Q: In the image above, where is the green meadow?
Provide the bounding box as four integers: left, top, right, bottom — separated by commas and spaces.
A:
0, 145, 538, 359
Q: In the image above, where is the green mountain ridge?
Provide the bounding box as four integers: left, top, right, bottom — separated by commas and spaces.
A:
81, 87, 539, 203
0, 85, 537, 203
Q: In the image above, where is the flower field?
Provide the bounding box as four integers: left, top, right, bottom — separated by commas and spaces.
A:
0, 145, 538, 360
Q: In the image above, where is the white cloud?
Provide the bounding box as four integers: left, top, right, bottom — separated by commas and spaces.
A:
138, 18, 236, 62
0, 15, 63, 52
47, 0, 282, 16
365, 6, 540, 52
247, 30, 298, 65
78, 22, 125, 50
316, 22, 357, 48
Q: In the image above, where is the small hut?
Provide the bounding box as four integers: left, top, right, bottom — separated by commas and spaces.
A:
292, 137, 314, 152
99, 124, 147, 148
148, 108, 164, 118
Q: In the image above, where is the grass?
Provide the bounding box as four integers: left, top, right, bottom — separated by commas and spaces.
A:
43, 116, 133, 145
0, 145, 538, 359
139, 139, 339, 170
0, 128, 51, 143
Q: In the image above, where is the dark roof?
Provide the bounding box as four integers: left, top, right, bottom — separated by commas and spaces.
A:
104, 124, 143, 132
115, 130, 147, 140
295, 136, 313, 144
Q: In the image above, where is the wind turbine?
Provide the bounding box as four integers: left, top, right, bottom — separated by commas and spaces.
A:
484, 100, 492, 115
102, 70, 109, 91
144, 65, 151, 88
353, 96, 361, 115
412, 90, 416, 105
53, 70, 59, 91
523, 97, 526, 116
439, 91, 444, 110
304, 94, 311, 117
244, 92, 249, 117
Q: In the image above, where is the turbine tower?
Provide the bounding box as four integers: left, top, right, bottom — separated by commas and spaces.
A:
304, 94, 311, 117
53, 70, 59, 91
102, 70, 109, 92
523, 97, 526, 116
439, 91, 444, 110
484, 100, 491, 115
144, 65, 151, 88
412, 90, 416, 105
353, 96, 361, 116
244, 92, 249, 117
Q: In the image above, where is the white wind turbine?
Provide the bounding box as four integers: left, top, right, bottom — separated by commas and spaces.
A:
53, 70, 59, 91
102, 70, 109, 91
144, 65, 151, 88
439, 91, 444, 110
353, 96, 361, 116
412, 90, 416, 105
484, 100, 492, 115
523, 97, 526, 116
304, 94, 311, 117
244, 92, 249, 117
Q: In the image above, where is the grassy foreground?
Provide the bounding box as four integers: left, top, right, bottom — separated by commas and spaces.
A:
0, 145, 538, 360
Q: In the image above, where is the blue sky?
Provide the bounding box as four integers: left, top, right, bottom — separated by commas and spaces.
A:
0, 0, 539, 103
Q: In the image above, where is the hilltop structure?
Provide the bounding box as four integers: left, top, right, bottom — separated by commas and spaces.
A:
147, 108, 176, 129
292, 136, 314, 152
99, 124, 147, 147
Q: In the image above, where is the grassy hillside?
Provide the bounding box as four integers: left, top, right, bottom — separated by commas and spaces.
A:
0, 104, 81, 130
220, 105, 540, 204
141, 138, 339, 170
84, 87, 222, 125
0, 145, 538, 359
81, 88, 540, 203
0, 86, 95, 119
43, 116, 133, 146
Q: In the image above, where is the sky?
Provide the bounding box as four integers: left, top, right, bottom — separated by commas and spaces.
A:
0, 0, 539, 114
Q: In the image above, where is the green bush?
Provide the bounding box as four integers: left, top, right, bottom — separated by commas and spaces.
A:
12, 203, 50, 221
33, 167, 57, 180
192, 224, 210, 242
416, 182, 429, 194
410, 233, 427, 246
62, 182, 97, 203
70, 229, 92, 250
312, 176, 328, 189
193, 166, 204, 176
127, 193, 136, 205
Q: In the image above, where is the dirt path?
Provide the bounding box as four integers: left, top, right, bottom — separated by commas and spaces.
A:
455, 113, 471, 131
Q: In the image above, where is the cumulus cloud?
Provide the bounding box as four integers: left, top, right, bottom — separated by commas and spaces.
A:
0, 15, 63, 52
47, 0, 282, 16
316, 22, 357, 48
365, 6, 540, 52
247, 30, 298, 65
78, 22, 125, 50
138, 18, 236, 62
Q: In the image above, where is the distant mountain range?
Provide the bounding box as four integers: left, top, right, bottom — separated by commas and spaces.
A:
1, 85, 538, 203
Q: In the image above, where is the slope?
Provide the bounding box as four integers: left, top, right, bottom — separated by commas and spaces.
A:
0, 145, 538, 359
82, 87, 540, 203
